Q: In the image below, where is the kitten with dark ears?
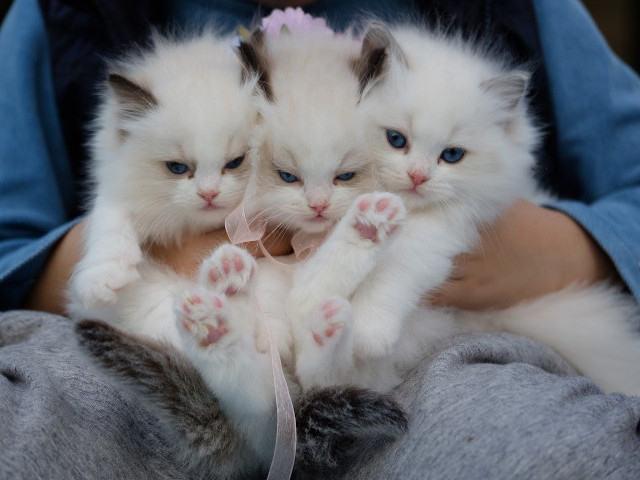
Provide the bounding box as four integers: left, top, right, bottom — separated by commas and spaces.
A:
289, 22, 640, 396
67, 31, 257, 344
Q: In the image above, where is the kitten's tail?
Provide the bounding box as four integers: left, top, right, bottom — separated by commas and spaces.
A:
457, 283, 640, 396
75, 319, 254, 479
293, 387, 408, 479
76, 320, 408, 479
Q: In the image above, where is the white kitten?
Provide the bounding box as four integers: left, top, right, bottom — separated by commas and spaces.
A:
281, 23, 538, 390
67, 31, 259, 345
293, 23, 640, 396
168, 28, 394, 467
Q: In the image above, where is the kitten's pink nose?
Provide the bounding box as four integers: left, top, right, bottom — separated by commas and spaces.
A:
198, 190, 219, 203
310, 202, 329, 214
408, 171, 428, 186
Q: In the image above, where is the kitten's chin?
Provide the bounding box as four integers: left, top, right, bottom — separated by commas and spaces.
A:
397, 189, 435, 211
200, 204, 222, 212
191, 208, 229, 229
300, 216, 335, 234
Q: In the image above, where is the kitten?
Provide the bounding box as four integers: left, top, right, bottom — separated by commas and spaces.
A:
67, 31, 258, 345
164, 27, 408, 471
291, 22, 640, 396
67, 30, 277, 475
75, 27, 408, 477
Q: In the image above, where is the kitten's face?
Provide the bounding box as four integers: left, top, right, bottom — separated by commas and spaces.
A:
249, 107, 374, 234
119, 92, 254, 238
363, 29, 538, 220
244, 34, 377, 234
95, 35, 258, 243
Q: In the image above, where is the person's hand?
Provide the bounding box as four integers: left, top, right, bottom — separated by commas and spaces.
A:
428, 199, 620, 310
147, 227, 293, 278
25, 220, 86, 315
24, 220, 292, 315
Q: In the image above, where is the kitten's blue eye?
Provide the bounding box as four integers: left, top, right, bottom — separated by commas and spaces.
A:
166, 161, 190, 175
224, 155, 245, 170
386, 129, 407, 149
335, 172, 355, 181
278, 170, 299, 183
440, 147, 466, 164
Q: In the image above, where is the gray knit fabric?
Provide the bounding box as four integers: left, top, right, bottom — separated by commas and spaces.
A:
2, 310, 640, 479
348, 334, 640, 479
0, 311, 188, 480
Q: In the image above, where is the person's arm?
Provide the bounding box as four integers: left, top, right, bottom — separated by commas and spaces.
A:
429, 199, 619, 309
432, 0, 640, 309
147, 228, 293, 277
0, 0, 79, 312
23, 222, 85, 315
24, 219, 293, 315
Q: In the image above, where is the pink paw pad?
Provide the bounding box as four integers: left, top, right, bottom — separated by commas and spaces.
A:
352, 193, 405, 243
310, 298, 350, 347
358, 197, 372, 212
176, 292, 232, 348
200, 317, 229, 347
375, 197, 389, 212
201, 245, 256, 296
354, 222, 379, 242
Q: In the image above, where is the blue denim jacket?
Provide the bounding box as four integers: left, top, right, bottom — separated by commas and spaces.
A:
1, 0, 639, 308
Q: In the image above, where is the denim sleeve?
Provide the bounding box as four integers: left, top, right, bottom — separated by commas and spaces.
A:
0, 0, 80, 310
532, 0, 640, 301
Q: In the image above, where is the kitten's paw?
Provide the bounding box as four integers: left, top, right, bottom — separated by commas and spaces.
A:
71, 256, 142, 307
174, 290, 238, 349
200, 244, 257, 296
307, 297, 352, 349
350, 193, 406, 244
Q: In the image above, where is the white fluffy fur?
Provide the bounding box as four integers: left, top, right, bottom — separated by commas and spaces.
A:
289, 24, 640, 396
67, 31, 258, 345
170, 29, 383, 448
243, 32, 378, 234
282, 24, 540, 390
65, 31, 278, 472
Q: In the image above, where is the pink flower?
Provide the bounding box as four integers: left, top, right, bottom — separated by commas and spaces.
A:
260, 8, 334, 37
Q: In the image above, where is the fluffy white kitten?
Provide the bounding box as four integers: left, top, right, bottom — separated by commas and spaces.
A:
165, 28, 401, 470
66, 31, 259, 344
291, 23, 640, 396
283, 22, 539, 390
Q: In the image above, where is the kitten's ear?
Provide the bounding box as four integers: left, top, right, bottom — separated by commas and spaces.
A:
481, 71, 529, 112
353, 22, 407, 100
108, 73, 158, 120
236, 29, 274, 102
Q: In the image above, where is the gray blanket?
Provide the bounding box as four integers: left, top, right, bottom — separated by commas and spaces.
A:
2, 310, 640, 479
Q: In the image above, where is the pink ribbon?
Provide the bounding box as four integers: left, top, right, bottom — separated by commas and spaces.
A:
226, 203, 296, 478
225, 202, 327, 263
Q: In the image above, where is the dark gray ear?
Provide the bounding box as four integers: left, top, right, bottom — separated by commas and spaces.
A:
236, 29, 274, 102
352, 22, 407, 99
108, 73, 158, 120
481, 71, 529, 111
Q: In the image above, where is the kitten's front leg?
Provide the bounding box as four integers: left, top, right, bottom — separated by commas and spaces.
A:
68, 204, 142, 310
288, 193, 406, 325
349, 219, 464, 358
295, 296, 356, 391
176, 245, 274, 419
